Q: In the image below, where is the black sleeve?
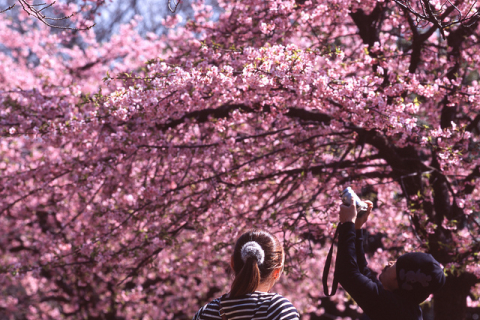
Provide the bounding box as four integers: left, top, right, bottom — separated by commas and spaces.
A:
355, 229, 381, 284
335, 222, 400, 319
355, 229, 368, 274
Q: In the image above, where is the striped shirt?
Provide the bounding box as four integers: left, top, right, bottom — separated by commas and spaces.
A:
192, 291, 300, 320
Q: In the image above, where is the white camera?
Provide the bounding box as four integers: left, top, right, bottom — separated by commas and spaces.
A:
341, 187, 368, 216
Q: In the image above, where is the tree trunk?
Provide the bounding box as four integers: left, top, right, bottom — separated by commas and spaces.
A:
434, 272, 478, 320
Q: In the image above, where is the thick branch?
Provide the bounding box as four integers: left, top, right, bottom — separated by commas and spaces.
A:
349, 3, 386, 48
156, 104, 331, 132
157, 103, 254, 131
466, 114, 480, 134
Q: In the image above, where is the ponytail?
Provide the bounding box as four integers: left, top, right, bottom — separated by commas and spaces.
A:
230, 257, 261, 298
229, 230, 283, 298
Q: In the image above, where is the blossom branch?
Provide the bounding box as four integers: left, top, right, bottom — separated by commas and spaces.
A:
393, 0, 479, 38
0, 3, 15, 13
1, 0, 95, 30
117, 222, 188, 286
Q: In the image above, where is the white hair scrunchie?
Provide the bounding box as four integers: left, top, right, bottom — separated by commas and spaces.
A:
241, 241, 265, 265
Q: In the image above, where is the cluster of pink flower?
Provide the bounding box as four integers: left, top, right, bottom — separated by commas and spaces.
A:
0, 0, 479, 319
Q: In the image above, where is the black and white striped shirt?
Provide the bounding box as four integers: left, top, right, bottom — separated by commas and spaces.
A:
192, 291, 300, 320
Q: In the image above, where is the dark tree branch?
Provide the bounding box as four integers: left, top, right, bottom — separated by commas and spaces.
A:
168, 0, 181, 13
466, 114, 480, 134
1, 1, 95, 30
393, 0, 480, 39
0, 3, 15, 13
156, 103, 254, 131
350, 2, 386, 47
117, 222, 187, 286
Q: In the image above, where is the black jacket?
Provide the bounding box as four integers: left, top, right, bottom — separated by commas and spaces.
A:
335, 222, 423, 320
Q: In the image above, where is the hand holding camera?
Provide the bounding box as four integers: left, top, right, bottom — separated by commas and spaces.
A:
339, 187, 373, 227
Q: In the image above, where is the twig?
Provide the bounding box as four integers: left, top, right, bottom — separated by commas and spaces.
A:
0, 3, 15, 13
393, 0, 480, 39
168, 0, 181, 13
1, 0, 95, 30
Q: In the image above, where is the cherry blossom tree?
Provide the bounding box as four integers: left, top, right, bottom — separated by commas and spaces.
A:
1, 0, 480, 319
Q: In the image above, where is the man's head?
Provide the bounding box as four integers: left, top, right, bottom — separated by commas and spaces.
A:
380, 252, 446, 304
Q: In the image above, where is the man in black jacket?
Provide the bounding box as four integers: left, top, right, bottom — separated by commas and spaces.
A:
336, 200, 446, 320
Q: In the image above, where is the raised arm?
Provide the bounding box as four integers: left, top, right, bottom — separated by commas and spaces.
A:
335, 202, 398, 318
354, 201, 376, 277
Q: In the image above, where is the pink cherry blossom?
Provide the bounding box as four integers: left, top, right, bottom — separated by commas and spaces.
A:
1, 0, 479, 319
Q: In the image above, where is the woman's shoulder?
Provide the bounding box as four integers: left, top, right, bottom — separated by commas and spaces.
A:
193, 292, 299, 320
265, 292, 300, 319
222, 291, 294, 305
192, 296, 223, 320
268, 292, 295, 304
235, 292, 299, 316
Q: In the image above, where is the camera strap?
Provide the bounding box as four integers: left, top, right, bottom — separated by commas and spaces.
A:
322, 224, 340, 296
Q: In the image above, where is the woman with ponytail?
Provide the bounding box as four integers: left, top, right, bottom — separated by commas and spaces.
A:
193, 229, 300, 320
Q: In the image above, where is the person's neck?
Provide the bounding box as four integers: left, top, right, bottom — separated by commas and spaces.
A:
256, 280, 274, 293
